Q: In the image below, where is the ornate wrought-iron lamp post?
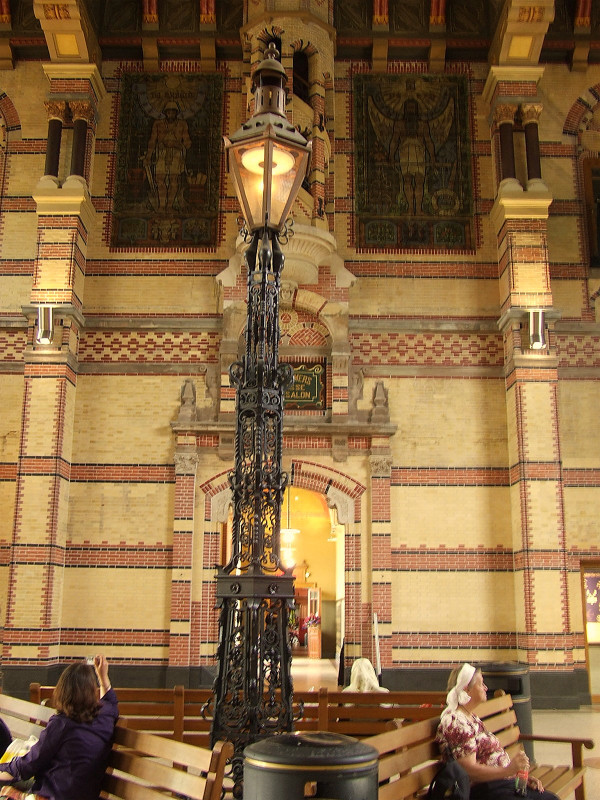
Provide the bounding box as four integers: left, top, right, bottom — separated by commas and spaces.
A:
210, 43, 311, 793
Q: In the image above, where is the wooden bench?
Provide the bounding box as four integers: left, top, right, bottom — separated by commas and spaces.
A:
0, 693, 232, 800
0, 693, 54, 742
103, 724, 232, 800
293, 688, 446, 737
365, 692, 594, 800
30, 683, 445, 744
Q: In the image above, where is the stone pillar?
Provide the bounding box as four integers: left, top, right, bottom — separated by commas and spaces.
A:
2, 68, 103, 682
68, 100, 95, 180
494, 103, 519, 185
168, 451, 199, 675
43, 101, 67, 181
521, 103, 544, 188
486, 67, 573, 678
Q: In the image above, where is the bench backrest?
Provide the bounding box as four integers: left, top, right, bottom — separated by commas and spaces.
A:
30, 683, 446, 743
366, 716, 442, 800
0, 693, 54, 742
102, 724, 233, 800
475, 692, 521, 756
31, 684, 191, 741
363, 693, 522, 800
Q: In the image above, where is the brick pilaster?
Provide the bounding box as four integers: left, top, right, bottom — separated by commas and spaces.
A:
486, 63, 571, 671
370, 452, 392, 670
168, 451, 198, 667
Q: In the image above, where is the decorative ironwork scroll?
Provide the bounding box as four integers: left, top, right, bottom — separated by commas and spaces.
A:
211, 229, 295, 795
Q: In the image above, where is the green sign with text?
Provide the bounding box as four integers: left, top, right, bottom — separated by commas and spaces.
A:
285, 362, 325, 410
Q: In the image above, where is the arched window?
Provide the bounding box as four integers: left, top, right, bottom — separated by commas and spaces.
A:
293, 50, 310, 105
269, 36, 282, 60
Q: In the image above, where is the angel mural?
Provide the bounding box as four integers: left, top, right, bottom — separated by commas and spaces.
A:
353, 74, 472, 250
368, 83, 456, 216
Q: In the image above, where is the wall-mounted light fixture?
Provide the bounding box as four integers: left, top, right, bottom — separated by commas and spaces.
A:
529, 309, 545, 350
36, 306, 54, 345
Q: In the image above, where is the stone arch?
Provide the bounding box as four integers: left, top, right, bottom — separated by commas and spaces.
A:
196, 459, 368, 663
563, 85, 600, 138
566, 87, 600, 272
0, 92, 22, 139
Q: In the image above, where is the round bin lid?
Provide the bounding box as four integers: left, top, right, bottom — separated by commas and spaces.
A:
244, 732, 378, 769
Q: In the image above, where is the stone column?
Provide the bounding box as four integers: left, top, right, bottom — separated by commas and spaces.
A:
494, 104, 519, 186
68, 100, 95, 181
43, 101, 67, 182
521, 103, 545, 188
486, 67, 574, 683
2, 68, 103, 684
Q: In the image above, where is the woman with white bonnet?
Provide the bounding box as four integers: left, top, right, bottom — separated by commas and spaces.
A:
342, 658, 389, 693
435, 663, 558, 799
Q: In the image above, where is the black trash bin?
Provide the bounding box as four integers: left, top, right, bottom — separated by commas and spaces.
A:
244, 731, 378, 800
478, 661, 534, 761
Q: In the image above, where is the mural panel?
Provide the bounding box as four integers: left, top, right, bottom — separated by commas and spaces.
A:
353, 74, 473, 250
112, 73, 223, 247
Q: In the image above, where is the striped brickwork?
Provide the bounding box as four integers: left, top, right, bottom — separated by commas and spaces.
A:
0, 10, 598, 700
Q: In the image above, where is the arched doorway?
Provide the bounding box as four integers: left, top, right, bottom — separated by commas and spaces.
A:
282, 486, 344, 660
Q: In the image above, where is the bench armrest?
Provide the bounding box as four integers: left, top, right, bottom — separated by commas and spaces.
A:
519, 733, 595, 768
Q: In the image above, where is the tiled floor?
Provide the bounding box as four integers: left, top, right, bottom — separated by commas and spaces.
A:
291, 657, 600, 800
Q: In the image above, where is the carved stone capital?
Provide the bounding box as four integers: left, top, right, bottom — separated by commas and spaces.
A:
520, 103, 543, 125
69, 100, 95, 124
370, 454, 392, 478
44, 100, 68, 122
174, 452, 198, 476
494, 104, 518, 126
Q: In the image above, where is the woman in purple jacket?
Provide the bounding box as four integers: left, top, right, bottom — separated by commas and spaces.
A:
0, 655, 118, 800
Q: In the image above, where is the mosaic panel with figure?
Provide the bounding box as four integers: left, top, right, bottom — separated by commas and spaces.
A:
353, 74, 473, 250
112, 73, 223, 248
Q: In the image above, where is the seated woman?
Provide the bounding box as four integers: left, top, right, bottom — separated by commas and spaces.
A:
435, 663, 557, 799
342, 658, 389, 693
0, 654, 118, 800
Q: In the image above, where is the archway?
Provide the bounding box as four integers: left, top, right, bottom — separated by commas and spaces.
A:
199, 459, 366, 669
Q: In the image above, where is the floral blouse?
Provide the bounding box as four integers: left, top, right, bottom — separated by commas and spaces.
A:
436, 710, 511, 768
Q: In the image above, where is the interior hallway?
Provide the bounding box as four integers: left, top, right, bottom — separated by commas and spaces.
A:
291, 657, 600, 800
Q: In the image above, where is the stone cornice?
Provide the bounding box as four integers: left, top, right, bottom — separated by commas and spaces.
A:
171, 417, 397, 439
42, 63, 106, 104
482, 65, 545, 108
490, 189, 553, 233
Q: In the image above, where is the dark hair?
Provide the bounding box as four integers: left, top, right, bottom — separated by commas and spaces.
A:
53, 663, 100, 723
